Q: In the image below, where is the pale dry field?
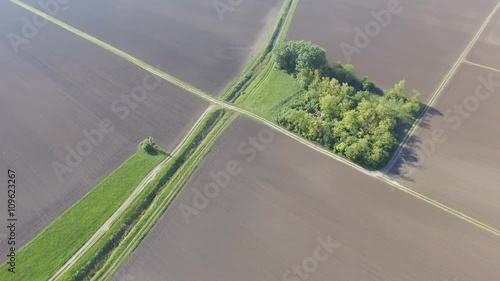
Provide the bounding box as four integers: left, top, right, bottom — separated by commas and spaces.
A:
116, 117, 500, 281
390, 63, 500, 230
0, 1, 207, 263
20, 0, 285, 95
287, 0, 498, 102
288, 0, 500, 234
389, 6, 500, 231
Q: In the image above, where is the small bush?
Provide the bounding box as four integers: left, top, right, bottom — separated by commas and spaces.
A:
139, 137, 157, 155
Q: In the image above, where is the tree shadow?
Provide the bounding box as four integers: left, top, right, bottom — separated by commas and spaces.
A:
387, 105, 443, 182
326, 62, 385, 95
417, 106, 443, 130
387, 135, 421, 182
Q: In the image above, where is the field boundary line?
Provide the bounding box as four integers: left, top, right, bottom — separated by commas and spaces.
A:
377, 175, 500, 237
464, 60, 500, 74
94, 112, 239, 281
216, 0, 295, 100
13, 0, 500, 253
245, 61, 276, 99
383, 0, 500, 173
48, 105, 214, 281
10, 0, 212, 102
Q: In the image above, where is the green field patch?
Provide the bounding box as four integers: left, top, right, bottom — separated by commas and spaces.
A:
91, 110, 236, 280
236, 64, 303, 121
59, 109, 227, 280
0, 144, 167, 281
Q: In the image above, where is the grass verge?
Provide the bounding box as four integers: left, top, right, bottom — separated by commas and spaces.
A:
218, 0, 297, 102
58, 109, 229, 280
0, 144, 167, 281
3, 0, 299, 278
91, 111, 237, 281
236, 64, 303, 120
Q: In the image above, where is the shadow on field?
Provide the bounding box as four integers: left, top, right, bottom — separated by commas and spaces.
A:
416, 107, 443, 129
388, 106, 443, 182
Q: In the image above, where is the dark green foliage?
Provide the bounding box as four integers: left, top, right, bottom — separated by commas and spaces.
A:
296, 68, 317, 89
139, 137, 158, 155
221, 0, 294, 103
362, 76, 376, 92
276, 41, 423, 169
71, 110, 226, 280
275, 40, 327, 74
225, 73, 253, 102
332, 100, 397, 168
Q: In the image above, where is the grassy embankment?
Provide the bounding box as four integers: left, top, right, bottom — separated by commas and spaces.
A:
82, 1, 301, 278
0, 144, 167, 281
219, 0, 298, 102
89, 110, 237, 280
237, 39, 423, 169
1, 0, 299, 279
222, 0, 302, 119
58, 109, 229, 280
236, 63, 303, 120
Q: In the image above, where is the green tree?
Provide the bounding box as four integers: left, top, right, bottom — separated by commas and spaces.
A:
362, 76, 375, 92
275, 42, 424, 169
139, 137, 157, 155
383, 80, 423, 121
308, 76, 356, 119
296, 68, 317, 89
275, 40, 327, 74
332, 100, 397, 168
274, 42, 299, 74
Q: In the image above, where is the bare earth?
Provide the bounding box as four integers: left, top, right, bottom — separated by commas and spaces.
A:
287, 0, 497, 101
468, 7, 500, 69
389, 5, 500, 231
0, 2, 207, 263
390, 63, 500, 230
20, 0, 284, 95
116, 117, 500, 281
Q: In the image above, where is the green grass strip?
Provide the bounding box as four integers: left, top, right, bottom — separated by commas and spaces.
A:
0, 146, 167, 281
276, 0, 299, 43
60, 109, 225, 280
58, 109, 227, 280
218, 0, 298, 102
92, 112, 237, 281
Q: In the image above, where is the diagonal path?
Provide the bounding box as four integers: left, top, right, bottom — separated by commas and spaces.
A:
48, 105, 214, 281
10, 3, 500, 280
383, 0, 500, 172
95, 112, 239, 281
464, 60, 500, 74
11, 0, 500, 247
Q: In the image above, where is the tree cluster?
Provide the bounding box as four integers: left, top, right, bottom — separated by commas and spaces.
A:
274, 40, 327, 75
275, 41, 422, 169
